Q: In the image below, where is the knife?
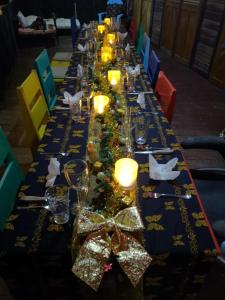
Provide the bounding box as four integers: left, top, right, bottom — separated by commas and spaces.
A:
135, 149, 174, 154
20, 196, 47, 201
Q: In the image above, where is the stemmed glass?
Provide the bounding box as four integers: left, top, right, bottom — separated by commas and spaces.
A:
64, 159, 89, 210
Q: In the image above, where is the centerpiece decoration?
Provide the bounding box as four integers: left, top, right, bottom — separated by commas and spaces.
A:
101, 46, 113, 63
103, 17, 111, 26
114, 158, 138, 190
97, 24, 106, 34
106, 32, 116, 45
71, 25, 152, 291
93, 94, 110, 114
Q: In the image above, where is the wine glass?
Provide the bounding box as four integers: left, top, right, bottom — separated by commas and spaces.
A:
64, 159, 89, 210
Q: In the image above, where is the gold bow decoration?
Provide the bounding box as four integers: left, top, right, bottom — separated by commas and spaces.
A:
72, 207, 152, 291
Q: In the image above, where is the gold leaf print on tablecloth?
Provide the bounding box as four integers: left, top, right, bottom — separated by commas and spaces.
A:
57, 124, 64, 129
151, 138, 159, 144
146, 215, 165, 231
192, 212, 207, 227
177, 162, 187, 171
53, 138, 61, 143
145, 276, 163, 286
47, 224, 65, 232
192, 274, 206, 284
142, 185, 157, 198
183, 184, 196, 195
139, 163, 149, 173
28, 162, 39, 173
151, 253, 169, 266
164, 201, 175, 210
49, 116, 57, 123
172, 235, 185, 246
166, 129, 174, 136
72, 130, 84, 138
68, 145, 81, 153
37, 144, 47, 153
44, 129, 53, 137
15, 236, 28, 247
171, 143, 181, 150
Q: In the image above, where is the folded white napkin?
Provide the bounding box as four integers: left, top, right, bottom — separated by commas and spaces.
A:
137, 92, 146, 109
149, 155, 180, 180
118, 32, 128, 40
77, 64, 84, 79
46, 158, 60, 187
126, 64, 140, 76
83, 22, 90, 29
77, 43, 88, 52
62, 91, 84, 105
125, 43, 130, 52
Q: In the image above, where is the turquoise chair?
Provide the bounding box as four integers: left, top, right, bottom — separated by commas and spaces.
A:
98, 12, 107, 24
0, 127, 24, 230
136, 24, 145, 55
35, 49, 57, 109
140, 32, 151, 72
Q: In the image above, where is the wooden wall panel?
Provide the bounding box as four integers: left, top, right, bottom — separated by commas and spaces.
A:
133, 0, 142, 26
174, 0, 201, 64
192, 0, 225, 76
161, 0, 181, 55
141, 0, 153, 35
210, 20, 225, 88
151, 0, 165, 47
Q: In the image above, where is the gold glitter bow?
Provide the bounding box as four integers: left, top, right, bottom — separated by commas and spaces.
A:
72, 207, 152, 291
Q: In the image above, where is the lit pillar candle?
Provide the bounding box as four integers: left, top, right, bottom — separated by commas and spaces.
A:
107, 33, 116, 45
101, 51, 112, 63
93, 95, 110, 114
97, 24, 106, 34
103, 18, 111, 26
108, 70, 121, 86
115, 158, 138, 189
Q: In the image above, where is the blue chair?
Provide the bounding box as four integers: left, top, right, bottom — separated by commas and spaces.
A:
71, 16, 79, 49
0, 127, 24, 230
140, 32, 151, 72
98, 12, 107, 24
147, 49, 160, 89
116, 13, 123, 25
35, 49, 57, 109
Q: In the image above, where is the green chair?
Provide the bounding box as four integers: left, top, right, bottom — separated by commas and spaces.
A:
0, 127, 24, 230
136, 24, 145, 55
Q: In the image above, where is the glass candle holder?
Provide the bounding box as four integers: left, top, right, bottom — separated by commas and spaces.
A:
108, 70, 121, 87
93, 95, 110, 114
114, 158, 138, 190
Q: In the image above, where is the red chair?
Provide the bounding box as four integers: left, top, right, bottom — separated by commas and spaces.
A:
129, 16, 137, 44
155, 71, 176, 123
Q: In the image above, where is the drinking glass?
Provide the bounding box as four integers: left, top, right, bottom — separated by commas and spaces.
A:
69, 101, 81, 122
45, 185, 69, 224
135, 112, 149, 145
64, 159, 89, 209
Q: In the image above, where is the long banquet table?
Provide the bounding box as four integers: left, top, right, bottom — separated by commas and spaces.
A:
0, 27, 220, 300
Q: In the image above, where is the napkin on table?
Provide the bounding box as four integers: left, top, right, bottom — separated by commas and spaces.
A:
117, 32, 128, 41
149, 154, 180, 180
137, 92, 146, 109
46, 158, 60, 187
126, 64, 140, 76
77, 64, 83, 78
77, 43, 88, 52
83, 22, 90, 29
125, 43, 130, 52
62, 91, 84, 105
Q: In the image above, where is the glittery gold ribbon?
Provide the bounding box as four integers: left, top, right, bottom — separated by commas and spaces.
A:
72, 207, 152, 291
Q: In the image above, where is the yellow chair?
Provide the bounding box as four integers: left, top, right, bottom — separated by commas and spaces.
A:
17, 70, 49, 147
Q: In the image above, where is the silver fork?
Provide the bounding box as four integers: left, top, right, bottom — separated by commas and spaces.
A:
148, 192, 191, 200
40, 152, 70, 157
